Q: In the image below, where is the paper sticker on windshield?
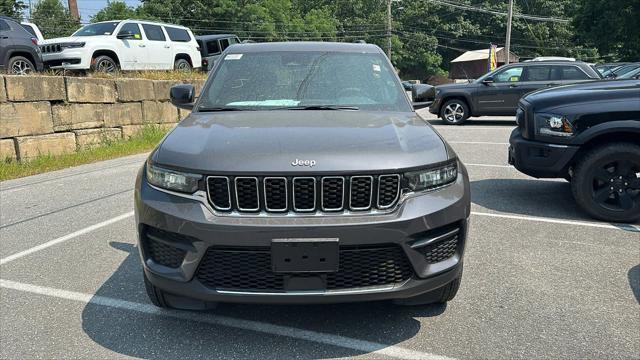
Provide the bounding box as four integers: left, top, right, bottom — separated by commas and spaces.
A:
134, 34, 141, 39
372, 64, 381, 72
225, 54, 243, 60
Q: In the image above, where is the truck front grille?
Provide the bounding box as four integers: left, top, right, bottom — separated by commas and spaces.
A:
196, 245, 414, 292
40, 44, 62, 53
207, 174, 401, 214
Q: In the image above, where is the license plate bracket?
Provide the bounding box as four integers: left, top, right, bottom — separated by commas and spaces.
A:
271, 238, 339, 273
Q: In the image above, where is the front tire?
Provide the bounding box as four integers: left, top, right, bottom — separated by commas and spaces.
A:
440, 99, 470, 125
174, 58, 192, 71
394, 266, 462, 306
91, 55, 118, 73
7, 56, 35, 75
571, 143, 640, 223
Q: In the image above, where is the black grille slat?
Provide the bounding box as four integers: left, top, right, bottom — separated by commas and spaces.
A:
196, 246, 413, 292
264, 178, 287, 211
207, 177, 231, 210
349, 176, 373, 210
293, 177, 316, 211
235, 177, 259, 211
322, 177, 345, 211
378, 175, 400, 209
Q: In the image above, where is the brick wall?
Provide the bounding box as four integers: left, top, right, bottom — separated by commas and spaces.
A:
0, 75, 205, 161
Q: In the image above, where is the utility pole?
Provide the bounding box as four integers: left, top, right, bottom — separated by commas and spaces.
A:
504, 0, 514, 64
68, 0, 79, 21
386, 0, 392, 60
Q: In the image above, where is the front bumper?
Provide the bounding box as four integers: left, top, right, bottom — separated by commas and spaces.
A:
509, 128, 579, 178
135, 164, 471, 304
429, 97, 442, 115
42, 49, 90, 69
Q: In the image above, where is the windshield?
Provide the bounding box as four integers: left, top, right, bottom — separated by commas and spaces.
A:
618, 67, 640, 79
199, 51, 411, 112
73, 21, 119, 36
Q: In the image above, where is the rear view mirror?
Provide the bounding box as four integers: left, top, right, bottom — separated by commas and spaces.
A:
411, 84, 434, 110
170, 84, 195, 110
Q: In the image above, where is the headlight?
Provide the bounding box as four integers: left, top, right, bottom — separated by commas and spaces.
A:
61, 42, 85, 48
535, 113, 574, 137
146, 163, 201, 193
405, 161, 458, 192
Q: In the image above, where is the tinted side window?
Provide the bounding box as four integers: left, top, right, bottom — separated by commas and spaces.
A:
523, 66, 551, 81
142, 24, 165, 41
558, 66, 589, 80
118, 23, 142, 40
206, 40, 221, 54
21, 24, 37, 37
0, 20, 9, 31
494, 67, 524, 82
166, 27, 191, 42
220, 38, 230, 51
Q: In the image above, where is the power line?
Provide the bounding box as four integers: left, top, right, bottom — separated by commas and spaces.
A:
425, 0, 570, 23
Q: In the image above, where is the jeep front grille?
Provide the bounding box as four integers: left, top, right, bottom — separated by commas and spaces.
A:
40, 44, 62, 53
206, 174, 401, 214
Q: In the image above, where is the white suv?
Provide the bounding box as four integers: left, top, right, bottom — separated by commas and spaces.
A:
40, 20, 201, 72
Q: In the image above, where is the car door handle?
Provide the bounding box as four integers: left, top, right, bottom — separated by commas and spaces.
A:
509, 84, 518, 88
138, 44, 146, 48
0, 35, 8, 39
164, 45, 170, 49
546, 83, 559, 86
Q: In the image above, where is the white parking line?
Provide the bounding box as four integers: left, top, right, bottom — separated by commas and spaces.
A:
471, 211, 640, 232
0, 211, 134, 266
449, 141, 509, 145
0, 279, 453, 360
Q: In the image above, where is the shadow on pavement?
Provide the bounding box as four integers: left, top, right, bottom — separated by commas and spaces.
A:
629, 265, 640, 304
81, 242, 444, 359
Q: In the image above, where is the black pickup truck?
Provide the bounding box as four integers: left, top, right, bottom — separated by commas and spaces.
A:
509, 79, 640, 223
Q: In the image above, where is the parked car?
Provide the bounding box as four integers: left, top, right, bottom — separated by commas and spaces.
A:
601, 63, 639, 79
526, 56, 576, 62
617, 67, 640, 79
136, 42, 469, 309
429, 61, 601, 124
0, 16, 43, 74
195, 34, 240, 71
20, 21, 44, 43
509, 80, 640, 223
39, 20, 201, 72
595, 62, 630, 75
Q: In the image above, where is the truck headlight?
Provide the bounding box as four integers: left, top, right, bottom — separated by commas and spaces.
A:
535, 113, 574, 137
146, 163, 201, 193
405, 160, 458, 192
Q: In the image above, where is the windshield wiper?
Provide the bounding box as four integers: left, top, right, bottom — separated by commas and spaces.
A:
197, 106, 247, 112
284, 105, 360, 111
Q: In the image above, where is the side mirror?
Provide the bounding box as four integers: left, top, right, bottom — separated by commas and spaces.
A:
170, 84, 195, 110
116, 32, 134, 39
401, 81, 413, 91
411, 84, 434, 110
482, 77, 494, 85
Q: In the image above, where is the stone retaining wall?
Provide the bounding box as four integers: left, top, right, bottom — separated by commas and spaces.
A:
0, 75, 205, 161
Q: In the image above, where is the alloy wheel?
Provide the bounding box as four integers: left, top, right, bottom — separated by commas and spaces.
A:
444, 103, 465, 123
11, 60, 33, 75
591, 159, 640, 212
96, 59, 116, 73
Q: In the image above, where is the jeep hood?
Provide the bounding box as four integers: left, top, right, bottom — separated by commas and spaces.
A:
152, 111, 449, 173
523, 79, 640, 111
40, 36, 103, 44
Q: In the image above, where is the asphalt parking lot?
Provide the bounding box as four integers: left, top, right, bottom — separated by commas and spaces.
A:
1, 111, 639, 360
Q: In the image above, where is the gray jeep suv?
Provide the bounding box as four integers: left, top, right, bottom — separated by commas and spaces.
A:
135, 42, 470, 309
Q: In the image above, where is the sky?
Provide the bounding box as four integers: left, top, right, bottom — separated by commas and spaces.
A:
75, 0, 140, 22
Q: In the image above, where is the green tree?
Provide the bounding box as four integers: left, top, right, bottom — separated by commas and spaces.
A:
91, 0, 137, 23
573, 0, 640, 61
31, 0, 80, 38
0, 0, 26, 19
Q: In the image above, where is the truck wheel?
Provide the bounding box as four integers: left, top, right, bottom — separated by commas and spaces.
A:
571, 143, 640, 223
7, 56, 35, 75
394, 266, 462, 305
174, 58, 192, 71
440, 99, 469, 125
91, 55, 118, 73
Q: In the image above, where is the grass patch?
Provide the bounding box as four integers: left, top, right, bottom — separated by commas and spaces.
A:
0, 125, 170, 181
31, 70, 208, 81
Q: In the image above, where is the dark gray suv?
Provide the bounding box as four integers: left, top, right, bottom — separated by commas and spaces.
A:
0, 16, 43, 74
135, 42, 470, 309
430, 61, 601, 124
